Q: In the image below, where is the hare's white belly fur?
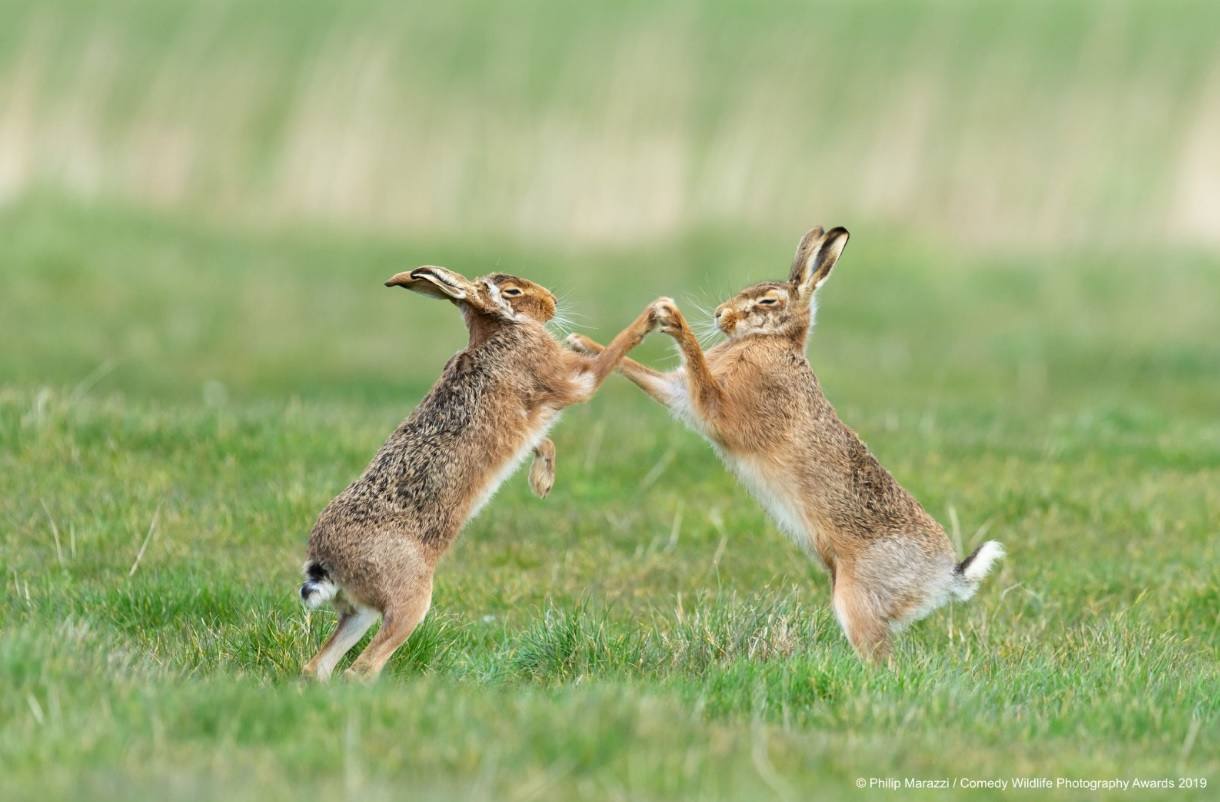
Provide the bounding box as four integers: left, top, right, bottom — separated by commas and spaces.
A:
665, 374, 818, 556
722, 453, 817, 554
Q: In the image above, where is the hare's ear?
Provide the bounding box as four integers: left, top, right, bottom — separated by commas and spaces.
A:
788, 226, 825, 285
385, 266, 471, 301
790, 226, 849, 301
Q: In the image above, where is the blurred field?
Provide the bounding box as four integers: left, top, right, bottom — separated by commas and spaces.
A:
2, 1, 1219, 801
4, 0, 1220, 245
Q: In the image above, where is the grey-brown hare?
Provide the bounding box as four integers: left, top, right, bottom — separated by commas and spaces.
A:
568, 228, 1004, 661
300, 266, 663, 680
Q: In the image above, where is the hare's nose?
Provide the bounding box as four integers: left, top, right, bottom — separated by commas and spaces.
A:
714, 308, 726, 319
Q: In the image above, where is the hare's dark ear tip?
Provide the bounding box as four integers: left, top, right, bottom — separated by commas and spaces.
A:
385, 271, 414, 288
829, 226, 850, 240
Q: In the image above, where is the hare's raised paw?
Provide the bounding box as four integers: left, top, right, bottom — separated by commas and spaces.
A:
649, 297, 682, 334
528, 439, 556, 498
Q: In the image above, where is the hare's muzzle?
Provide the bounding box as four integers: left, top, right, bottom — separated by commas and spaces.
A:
715, 307, 737, 333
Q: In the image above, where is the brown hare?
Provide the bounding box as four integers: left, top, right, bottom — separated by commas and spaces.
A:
300, 266, 664, 680
568, 227, 1004, 661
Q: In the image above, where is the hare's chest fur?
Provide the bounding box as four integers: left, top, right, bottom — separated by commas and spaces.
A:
666, 371, 821, 559
721, 452, 819, 556
664, 375, 707, 435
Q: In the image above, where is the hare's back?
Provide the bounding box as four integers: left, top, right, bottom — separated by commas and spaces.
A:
323, 343, 536, 532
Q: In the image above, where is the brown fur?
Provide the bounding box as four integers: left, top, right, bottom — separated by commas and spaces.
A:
568, 228, 1003, 662
301, 266, 662, 680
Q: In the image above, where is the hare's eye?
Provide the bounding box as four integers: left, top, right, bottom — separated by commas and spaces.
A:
758, 298, 778, 306
503, 287, 523, 297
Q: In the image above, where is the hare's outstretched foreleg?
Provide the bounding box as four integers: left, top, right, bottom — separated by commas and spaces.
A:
650, 299, 722, 414
344, 581, 433, 681
303, 604, 378, 681
570, 304, 660, 394
618, 360, 678, 405
565, 295, 714, 407
564, 334, 680, 406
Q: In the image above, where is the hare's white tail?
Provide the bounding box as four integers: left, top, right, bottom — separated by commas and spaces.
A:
300, 561, 338, 610
949, 541, 1005, 601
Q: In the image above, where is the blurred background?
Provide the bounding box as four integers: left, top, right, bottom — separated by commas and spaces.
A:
4, 0, 1220, 247
2, 0, 1218, 406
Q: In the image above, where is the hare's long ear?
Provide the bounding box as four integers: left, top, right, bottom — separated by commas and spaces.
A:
385, 266, 472, 301
790, 226, 849, 302
788, 226, 825, 285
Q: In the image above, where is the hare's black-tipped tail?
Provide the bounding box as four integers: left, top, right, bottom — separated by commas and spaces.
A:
300, 561, 338, 610
950, 541, 1006, 601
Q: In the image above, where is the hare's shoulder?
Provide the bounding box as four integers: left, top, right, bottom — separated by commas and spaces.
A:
712, 339, 817, 399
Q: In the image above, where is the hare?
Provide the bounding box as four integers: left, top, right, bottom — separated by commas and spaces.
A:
568, 227, 1004, 661
300, 266, 662, 680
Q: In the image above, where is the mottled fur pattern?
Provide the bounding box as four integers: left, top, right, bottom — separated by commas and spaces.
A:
301, 267, 662, 680
569, 227, 1005, 662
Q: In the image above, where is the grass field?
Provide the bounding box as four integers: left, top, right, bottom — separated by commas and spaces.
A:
3, 1, 1219, 799
2, 198, 1217, 800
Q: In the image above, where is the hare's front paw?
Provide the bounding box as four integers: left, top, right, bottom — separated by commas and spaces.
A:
564, 333, 598, 355
649, 297, 681, 334
528, 455, 555, 498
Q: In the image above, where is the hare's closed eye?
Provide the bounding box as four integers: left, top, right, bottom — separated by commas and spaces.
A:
503, 287, 523, 297
758, 298, 778, 306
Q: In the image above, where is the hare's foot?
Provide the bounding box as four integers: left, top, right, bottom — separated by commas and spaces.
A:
302, 606, 377, 682
343, 587, 432, 680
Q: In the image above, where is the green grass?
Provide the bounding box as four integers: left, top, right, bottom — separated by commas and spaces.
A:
1, 198, 1217, 800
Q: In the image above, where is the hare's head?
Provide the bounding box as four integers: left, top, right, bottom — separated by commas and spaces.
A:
713, 226, 849, 341
482, 273, 558, 323
385, 267, 557, 324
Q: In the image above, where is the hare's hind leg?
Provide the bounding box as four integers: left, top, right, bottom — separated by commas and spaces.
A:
831, 577, 892, 663
345, 579, 433, 681
303, 602, 378, 681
